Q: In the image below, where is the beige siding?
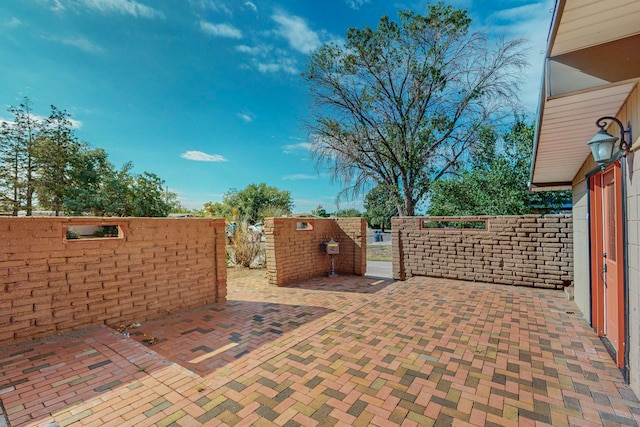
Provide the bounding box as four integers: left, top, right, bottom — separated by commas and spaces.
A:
572, 180, 590, 319
629, 152, 640, 390
618, 86, 640, 392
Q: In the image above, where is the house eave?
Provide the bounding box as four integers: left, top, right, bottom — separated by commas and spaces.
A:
530, 0, 640, 190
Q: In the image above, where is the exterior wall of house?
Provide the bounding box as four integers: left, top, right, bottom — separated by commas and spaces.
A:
570, 152, 596, 320
264, 217, 366, 286
618, 85, 640, 391
0, 217, 227, 346
571, 180, 591, 318
391, 215, 573, 288
570, 85, 640, 394
628, 151, 640, 391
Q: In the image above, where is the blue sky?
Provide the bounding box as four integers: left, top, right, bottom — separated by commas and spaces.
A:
0, 0, 554, 212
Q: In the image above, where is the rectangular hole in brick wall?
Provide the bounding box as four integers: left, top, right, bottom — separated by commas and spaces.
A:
65, 224, 124, 241
421, 219, 487, 230
296, 221, 313, 230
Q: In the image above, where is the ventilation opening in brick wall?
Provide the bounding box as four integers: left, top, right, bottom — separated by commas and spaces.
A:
65, 224, 124, 241
296, 221, 313, 230
421, 219, 487, 230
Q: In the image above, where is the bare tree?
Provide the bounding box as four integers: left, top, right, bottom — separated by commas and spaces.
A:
303, 2, 528, 215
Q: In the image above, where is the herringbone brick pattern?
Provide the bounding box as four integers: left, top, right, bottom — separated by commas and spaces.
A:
1, 270, 638, 426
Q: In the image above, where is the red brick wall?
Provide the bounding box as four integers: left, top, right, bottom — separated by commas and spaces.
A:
264, 217, 366, 286
392, 215, 573, 289
0, 217, 227, 345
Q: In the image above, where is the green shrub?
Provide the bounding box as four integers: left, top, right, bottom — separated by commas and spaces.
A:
66, 227, 79, 239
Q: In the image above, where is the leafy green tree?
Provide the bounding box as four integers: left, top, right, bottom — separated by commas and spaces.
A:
207, 183, 292, 224
428, 119, 571, 216
0, 118, 22, 215
42, 139, 173, 218
35, 106, 81, 216
0, 97, 41, 215
203, 201, 231, 219
364, 184, 398, 231
130, 172, 172, 217
258, 203, 291, 220
93, 161, 135, 216
80, 161, 170, 217
63, 147, 112, 215
166, 192, 191, 214
311, 204, 330, 217
304, 2, 528, 216
336, 208, 362, 217
0, 98, 179, 217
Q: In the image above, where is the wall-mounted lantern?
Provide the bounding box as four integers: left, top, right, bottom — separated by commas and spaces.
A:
588, 116, 632, 168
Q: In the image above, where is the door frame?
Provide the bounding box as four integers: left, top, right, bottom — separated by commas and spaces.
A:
588, 159, 627, 373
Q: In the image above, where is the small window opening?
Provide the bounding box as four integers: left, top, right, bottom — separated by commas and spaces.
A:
296, 221, 313, 230
65, 224, 122, 241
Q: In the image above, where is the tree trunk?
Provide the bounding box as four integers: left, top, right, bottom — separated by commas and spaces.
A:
12, 163, 18, 216
26, 188, 33, 216
403, 186, 415, 216
26, 157, 33, 216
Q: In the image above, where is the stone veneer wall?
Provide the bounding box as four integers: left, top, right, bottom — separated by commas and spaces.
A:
392, 215, 573, 289
0, 217, 227, 346
264, 217, 366, 286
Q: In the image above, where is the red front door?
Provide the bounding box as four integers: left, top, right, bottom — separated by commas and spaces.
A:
590, 161, 625, 368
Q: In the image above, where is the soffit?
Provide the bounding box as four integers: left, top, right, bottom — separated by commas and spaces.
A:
531, 83, 635, 189
530, 0, 640, 190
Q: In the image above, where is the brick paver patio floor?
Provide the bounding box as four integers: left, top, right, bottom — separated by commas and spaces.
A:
1, 271, 639, 426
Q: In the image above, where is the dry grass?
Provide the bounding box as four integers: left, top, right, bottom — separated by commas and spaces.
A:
367, 244, 392, 261
227, 266, 268, 284
228, 223, 264, 268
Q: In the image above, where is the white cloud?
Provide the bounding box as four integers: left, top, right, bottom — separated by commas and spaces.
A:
345, 0, 369, 9
51, 0, 66, 12
1, 113, 82, 129
282, 142, 312, 154
46, 35, 104, 54
0, 117, 15, 127
255, 49, 299, 74
189, 0, 232, 16
257, 57, 298, 75
236, 112, 253, 122
180, 150, 228, 162
272, 12, 322, 54
245, 1, 257, 13
6, 17, 21, 28
235, 44, 266, 55
490, 3, 546, 22
78, 0, 164, 19
236, 45, 295, 75
199, 21, 242, 39
38, 0, 65, 11
282, 174, 317, 181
